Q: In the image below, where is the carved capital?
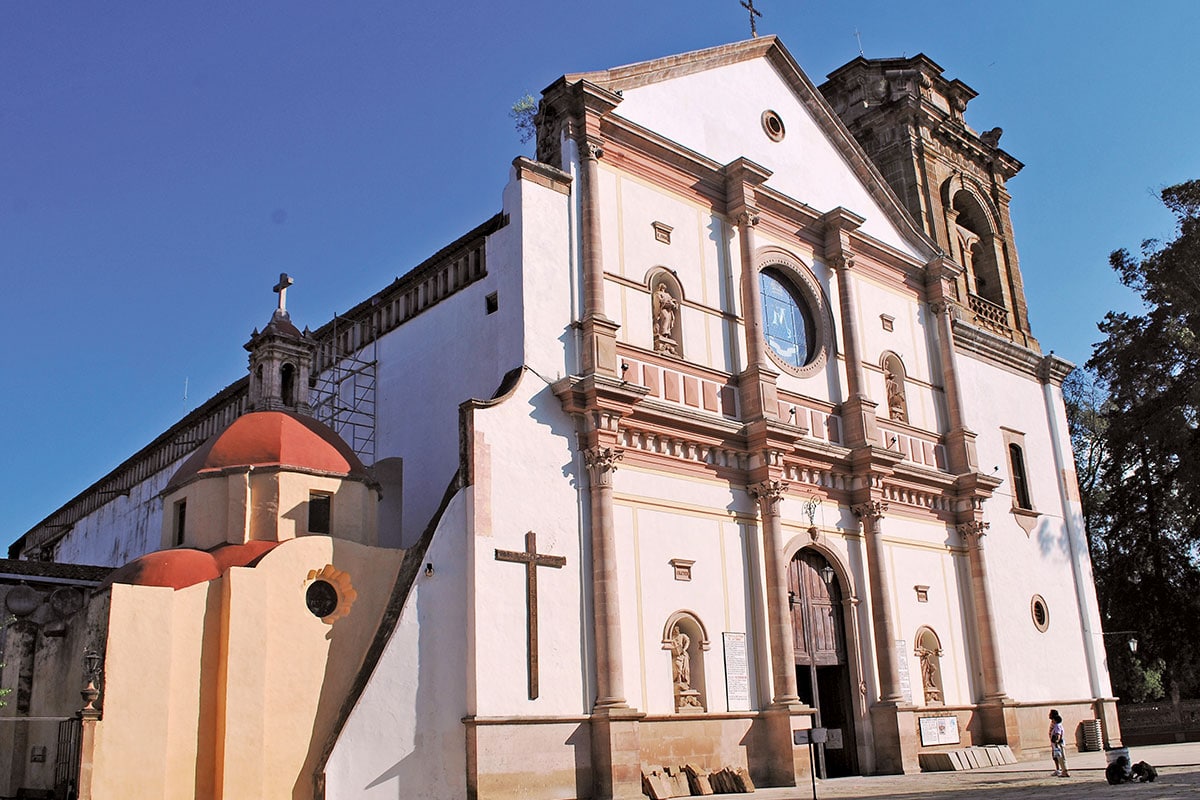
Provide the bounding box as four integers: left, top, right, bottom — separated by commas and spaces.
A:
580, 137, 604, 161
583, 445, 623, 486
748, 479, 788, 515
828, 253, 855, 272
851, 500, 888, 521
736, 210, 760, 228
956, 520, 989, 542
929, 300, 956, 318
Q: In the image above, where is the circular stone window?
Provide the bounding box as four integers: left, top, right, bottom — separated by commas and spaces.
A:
761, 109, 786, 141
760, 268, 816, 370
306, 580, 339, 619
1031, 595, 1050, 632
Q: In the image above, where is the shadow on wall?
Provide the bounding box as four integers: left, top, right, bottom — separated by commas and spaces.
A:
1033, 513, 1068, 559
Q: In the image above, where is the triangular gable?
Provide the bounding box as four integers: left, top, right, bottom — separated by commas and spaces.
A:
566, 36, 939, 261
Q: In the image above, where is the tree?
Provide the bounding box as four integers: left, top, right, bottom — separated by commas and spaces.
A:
0, 614, 11, 708
510, 94, 538, 145
1076, 179, 1200, 702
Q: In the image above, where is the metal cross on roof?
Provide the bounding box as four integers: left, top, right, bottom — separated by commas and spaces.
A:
741, 0, 763, 38
273, 273, 294, 313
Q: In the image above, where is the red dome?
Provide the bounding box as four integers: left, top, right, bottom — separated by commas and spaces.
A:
164, 411, 370, 493
104, 541, 281, 591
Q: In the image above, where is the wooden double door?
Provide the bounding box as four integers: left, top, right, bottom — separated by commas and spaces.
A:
788, 549, 859, 777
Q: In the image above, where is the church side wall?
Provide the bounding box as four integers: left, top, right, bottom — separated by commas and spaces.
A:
955, 352, 1107, 703
51, 464, 184, 567
371, 167, 563, 550
325, 494, 470, 800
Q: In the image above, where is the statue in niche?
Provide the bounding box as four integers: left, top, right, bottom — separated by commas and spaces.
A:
652, 283, 679, 355
670, 624, 702, 711
916, 643, 943, 705
885, 365, 907, 423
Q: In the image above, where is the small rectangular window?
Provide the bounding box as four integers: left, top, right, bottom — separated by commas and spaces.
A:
174, 499, 187, 546
485, 291, 499, 314
309, 492, 331, 534
1009, 443, 1033, 510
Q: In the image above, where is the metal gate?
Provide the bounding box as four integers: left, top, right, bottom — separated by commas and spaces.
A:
54, 716, 81, 799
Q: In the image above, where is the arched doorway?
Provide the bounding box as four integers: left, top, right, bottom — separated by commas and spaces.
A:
788, 548, 859, 777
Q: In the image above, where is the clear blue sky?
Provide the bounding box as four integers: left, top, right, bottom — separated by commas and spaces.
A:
3, 1, 1198, 547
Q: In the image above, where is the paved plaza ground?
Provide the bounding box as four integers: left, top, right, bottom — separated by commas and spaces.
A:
749, 742, 1200, 799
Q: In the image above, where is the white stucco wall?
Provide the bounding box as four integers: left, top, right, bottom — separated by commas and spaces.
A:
51, 459, 187, 566
613, 57, 923, 258
325, 492, 470, 800
467, 371, 589, 717
955, 350, 1109, 701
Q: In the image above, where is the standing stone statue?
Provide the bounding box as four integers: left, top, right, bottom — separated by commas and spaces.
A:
671, 625, 691, 687
653, 283, 679, 355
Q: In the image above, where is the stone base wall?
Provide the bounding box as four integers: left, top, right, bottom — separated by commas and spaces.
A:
466, 719, 590, 800
638, 715, 761, 779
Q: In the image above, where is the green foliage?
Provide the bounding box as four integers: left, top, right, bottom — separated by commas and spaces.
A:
0, 614, 11, 708
510, 94, 538, 144
1070, 179, 1200, 702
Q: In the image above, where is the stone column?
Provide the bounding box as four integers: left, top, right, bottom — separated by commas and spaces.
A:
929, 295, 978, 474
748, 479, 800, 707
724, 158, 778, 422
577, 137, 619, 377
831, 253, 865, 399
957, 521, 1008, 702
738, 210, 767, 372
583, 444, 628, 710
583, 444, 644, 800
853, 501, 904, 703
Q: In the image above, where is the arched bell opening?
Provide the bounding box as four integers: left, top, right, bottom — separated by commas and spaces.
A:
280, 362, 297, 407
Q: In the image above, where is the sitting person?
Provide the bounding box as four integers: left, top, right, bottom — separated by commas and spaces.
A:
1131, 761, 1158, 782
1106, 755, 1132, 785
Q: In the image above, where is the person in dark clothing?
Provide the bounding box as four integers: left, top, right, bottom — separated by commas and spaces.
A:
1131, 761, 1158, 782
1106, 755, 1132, 785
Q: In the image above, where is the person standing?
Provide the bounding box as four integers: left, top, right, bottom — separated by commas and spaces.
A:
1048, 709, 1070, 777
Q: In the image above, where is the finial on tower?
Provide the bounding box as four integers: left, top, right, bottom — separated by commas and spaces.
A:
740, 0, 763, 37
273, 273, 294, 315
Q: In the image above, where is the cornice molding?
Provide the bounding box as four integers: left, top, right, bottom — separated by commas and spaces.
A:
951, 317, 1043, 378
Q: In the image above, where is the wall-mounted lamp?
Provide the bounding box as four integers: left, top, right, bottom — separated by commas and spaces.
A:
820, 565, 836, 586
620, 362, 630, 376
1103, 630, 1138, 654
81, 650, 103, 712
83, 650, 102, 680
888, 436, 898, 447
424, 562, 435, 577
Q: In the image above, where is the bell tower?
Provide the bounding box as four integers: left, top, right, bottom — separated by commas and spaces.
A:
245, 273, 316, 413
820, 56, 1037, 350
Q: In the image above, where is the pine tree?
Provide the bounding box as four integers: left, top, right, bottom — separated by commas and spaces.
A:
1079, 179, 1200, 701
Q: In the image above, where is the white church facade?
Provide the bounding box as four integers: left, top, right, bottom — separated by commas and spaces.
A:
4, 37, 1116, 799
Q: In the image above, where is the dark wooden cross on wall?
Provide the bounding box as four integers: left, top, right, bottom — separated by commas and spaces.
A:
741, 0, 763, 38
495, 531, 566, 699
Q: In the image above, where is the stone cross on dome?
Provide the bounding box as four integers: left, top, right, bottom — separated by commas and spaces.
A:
273, 273, 294, 314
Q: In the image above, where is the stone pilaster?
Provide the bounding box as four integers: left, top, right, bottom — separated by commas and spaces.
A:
852, 500, 904, 704
826, 217, 879, 448
583, 444, 628, 711
724, 158, 779, 421
926, 261, 979, 474
577, 136, 619, 377
956, 519, 1020, 748
747, 479, 800, 708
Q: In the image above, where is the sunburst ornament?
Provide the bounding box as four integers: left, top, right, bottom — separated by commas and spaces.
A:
305, 564, 357, 624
